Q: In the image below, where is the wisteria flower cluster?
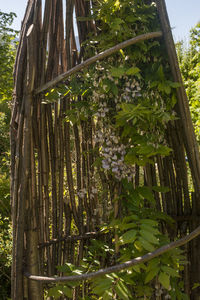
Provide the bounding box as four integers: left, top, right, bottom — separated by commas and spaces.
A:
95, 129, 135, 181
120, 76, 141, 104
94, 102, 109, 118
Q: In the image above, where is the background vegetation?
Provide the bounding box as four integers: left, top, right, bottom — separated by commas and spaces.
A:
0, 10, 17, 300
176, 22, 200, 142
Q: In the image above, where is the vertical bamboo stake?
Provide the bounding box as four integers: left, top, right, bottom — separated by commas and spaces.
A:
156, 0, 200, 199
73, 124, 84, 232
26, 24, 42, 300
11, 4, 36, 296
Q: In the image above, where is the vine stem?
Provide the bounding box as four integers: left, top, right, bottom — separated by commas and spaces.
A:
25, 224, 200, 283
35, 31, 162, 95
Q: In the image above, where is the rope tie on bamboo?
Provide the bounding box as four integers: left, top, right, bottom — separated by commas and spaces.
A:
25, 225, 200, 283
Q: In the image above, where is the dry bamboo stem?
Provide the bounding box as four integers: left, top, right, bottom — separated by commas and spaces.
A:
25, 23, 42, 300
73, 124, 84, 232
156, 0, 200, 199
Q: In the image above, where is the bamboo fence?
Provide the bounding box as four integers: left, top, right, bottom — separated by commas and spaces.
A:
11, 0, 200, 299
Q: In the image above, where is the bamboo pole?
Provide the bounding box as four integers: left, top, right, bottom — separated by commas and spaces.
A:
26, 23, 42, 300
155, 0, 200, 199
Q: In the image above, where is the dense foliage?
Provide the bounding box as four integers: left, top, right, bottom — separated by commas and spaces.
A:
0, 10, 17, 300
0, 10, 17, 173
176, 23, 200, 142
45, 1, 188, 299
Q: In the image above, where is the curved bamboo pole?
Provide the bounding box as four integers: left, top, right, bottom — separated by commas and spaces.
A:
25, 224, 200, 283
35, 31, 162, 94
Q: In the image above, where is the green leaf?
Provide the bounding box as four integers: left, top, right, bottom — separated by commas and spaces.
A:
111, 82, 119, 95
102, 290, 114, 300
44, 88, 60, 102
192, 282, 200, 290
114, 281, 130, 300
137, 186, 155, 203
62, 285, 73, 298
161, 266, 180, 278
170, 81, 181, 88
134, 240, 143, 251
102, 78, 111, 93
120, 229, 137, 244
158, 272, 170, 290
164, 84, 171, 95
132, 264, 141, 273
92, 277, 113, 295
140, 223, 160, 235
57, 262, 74, 273
152, 186, 170, 193
136, 144, 157, 157
139, 237, 155, 252
140, 229, 159, 245
157, 145, 172, 156
110, 67, 126, 77
150, 80, 159, 88
122, 215, 139, 222
140, 219, 158, 227
157, 65, 165, 80
65, 280, 80, 288
125, 15, 137, 23
72, 268, 83, 275
145, 266, 160, 283
124, 151, 137, 164
146, 258, 160, 273
48, 286, 62, 299
171, 93, 177, 107
118, 222, 137, 231
126, 67, 140, 76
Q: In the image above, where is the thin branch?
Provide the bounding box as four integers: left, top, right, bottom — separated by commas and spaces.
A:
25, 224, 200, 283
38, 231, 103, 248
35, 31, 162, 94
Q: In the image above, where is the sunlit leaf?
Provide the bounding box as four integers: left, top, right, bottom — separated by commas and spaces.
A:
126, 67, 140, 76
110, 67, 126, 77
120, 229, 137, 244
114, 280, 130, 300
